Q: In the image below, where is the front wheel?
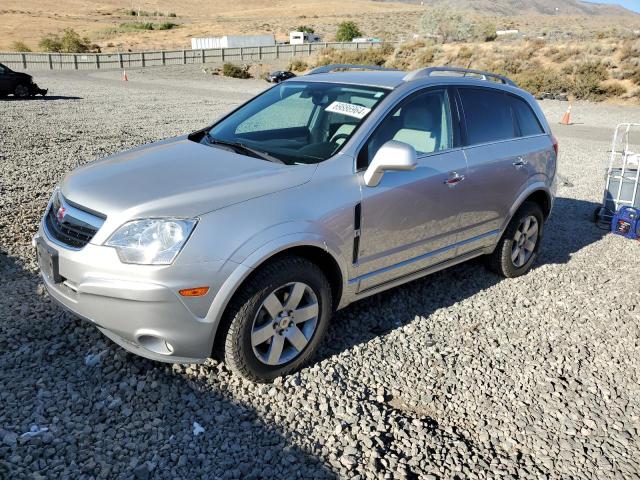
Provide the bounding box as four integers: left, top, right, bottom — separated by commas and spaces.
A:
487, 202, 544, 278
220, 256, 332, 382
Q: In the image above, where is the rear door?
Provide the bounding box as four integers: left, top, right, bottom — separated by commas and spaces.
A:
454, 87, 531, 255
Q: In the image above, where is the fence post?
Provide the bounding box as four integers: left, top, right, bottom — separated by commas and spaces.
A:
96, 55, 100, 69
183, 50, 187, 64
73, 55, 78, 69
141, 52, 145, 67
21, 53, 27, 69
221, 48, 225, 62
291, 45, 295, 58
161, 51, 166, 65
118, 53, 123, 69
258, 46, 262, 60
48, 54, 53, 70
201, 49, 205, 63
308, 43, 312, 56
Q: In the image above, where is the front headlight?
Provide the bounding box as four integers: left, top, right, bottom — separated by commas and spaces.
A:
105, 218, 197, 265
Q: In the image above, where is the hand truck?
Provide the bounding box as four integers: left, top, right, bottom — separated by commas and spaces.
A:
593, 123, 640, 227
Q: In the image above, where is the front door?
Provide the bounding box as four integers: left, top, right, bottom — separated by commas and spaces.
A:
355, 88, 468, 291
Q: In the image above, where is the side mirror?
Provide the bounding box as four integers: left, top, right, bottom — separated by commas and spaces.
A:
363, 140, 418, 187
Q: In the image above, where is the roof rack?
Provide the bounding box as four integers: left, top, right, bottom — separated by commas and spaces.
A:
306, 64, 398, 75
403, 67, 517, 86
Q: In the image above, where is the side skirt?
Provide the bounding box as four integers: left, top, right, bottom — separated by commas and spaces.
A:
352, 247, 489, 302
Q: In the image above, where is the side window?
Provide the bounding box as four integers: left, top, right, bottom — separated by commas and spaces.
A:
459, 88, 515, 145
360, 89, 453, 168
510, 96, 544, 137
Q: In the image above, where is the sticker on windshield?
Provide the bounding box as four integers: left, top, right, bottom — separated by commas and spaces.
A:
325, 101, 371, 119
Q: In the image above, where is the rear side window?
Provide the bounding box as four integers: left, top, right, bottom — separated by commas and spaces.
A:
459, 88, 515, 145
510, 96, 544, 137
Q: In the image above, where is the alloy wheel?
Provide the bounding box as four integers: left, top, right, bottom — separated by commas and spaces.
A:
251, 282, 319, 366
511, 215, 539, 268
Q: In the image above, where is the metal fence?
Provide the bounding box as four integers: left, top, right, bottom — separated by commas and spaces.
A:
0, 42, 394, 71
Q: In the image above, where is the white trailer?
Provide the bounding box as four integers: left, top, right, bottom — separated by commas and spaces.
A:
191, 35, 276, 50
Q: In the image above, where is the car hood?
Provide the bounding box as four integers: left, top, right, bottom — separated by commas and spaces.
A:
60, 136, 315, 220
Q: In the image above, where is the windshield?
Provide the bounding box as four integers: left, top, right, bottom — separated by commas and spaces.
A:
207, 81, 389, 165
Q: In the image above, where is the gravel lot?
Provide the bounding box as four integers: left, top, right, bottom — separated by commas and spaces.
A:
1, 66, 639, 479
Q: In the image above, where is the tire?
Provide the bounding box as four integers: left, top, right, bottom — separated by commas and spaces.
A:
14, 84, 30, 98
488, 201, 544, 278
219, 256, 332, 382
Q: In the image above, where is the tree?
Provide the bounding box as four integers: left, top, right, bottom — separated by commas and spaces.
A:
420, 8, 474, 43
335, 21, 362, 42
296, 25, 315, 34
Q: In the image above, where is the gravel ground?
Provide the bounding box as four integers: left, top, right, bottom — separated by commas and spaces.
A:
1, 66, 639, 479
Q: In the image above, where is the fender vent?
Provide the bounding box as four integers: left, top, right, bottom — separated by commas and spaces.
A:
352, 202, 362, 264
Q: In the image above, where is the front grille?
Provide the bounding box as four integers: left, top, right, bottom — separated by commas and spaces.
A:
44, 192, 105, 249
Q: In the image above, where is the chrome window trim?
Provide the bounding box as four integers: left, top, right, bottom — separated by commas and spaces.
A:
461, 133, 550, 151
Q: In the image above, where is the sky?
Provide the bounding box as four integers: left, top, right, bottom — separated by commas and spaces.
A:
583, 0, 640, 12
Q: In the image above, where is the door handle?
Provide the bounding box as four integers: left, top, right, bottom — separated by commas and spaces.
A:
513, 157, 528, 167
444, 172, 465, 186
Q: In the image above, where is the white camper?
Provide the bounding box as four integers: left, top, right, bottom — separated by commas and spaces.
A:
289, 31, 321, 45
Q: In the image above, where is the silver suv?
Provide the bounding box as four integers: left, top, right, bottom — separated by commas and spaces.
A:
35, 66, 558, 382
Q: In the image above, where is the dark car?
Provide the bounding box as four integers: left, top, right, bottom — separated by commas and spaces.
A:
265, 70, 296, 83
0, 63, 47, 98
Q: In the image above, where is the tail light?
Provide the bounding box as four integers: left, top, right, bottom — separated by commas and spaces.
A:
551, 134, 559, 157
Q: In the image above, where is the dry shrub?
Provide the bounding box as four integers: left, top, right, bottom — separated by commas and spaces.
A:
512, 68, 570, 96
551, 46, 583, 63
457, 45, 473, 60
599, 81, 627, 97
620, 39, 640, 62
247, 63, 272, 79
222, 63, 251, 79
314, 44, 394, 68
288, 59, 308, 72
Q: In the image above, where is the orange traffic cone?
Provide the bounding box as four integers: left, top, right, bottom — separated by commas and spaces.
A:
122, 69, 128, 81
560, 104, 572, 125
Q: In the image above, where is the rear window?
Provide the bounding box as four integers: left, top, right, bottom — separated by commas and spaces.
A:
459, 88, 515, 145
510, 96, 544, 137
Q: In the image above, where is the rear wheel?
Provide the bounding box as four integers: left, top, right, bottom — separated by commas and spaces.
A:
220, 256, 332, 382
488, 202, 544, 278
14, 84, 30, 98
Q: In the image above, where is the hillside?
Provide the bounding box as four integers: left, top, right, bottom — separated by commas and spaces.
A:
1, 0, 639, 52
381, 0, 635, 16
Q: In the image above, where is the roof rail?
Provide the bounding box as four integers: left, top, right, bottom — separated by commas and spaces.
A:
403, 67, 517, 86
306, 64, 398, 75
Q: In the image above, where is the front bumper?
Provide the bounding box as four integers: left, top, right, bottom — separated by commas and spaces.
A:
34, 225, 235, 364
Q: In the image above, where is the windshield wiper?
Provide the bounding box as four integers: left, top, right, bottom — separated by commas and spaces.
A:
206, 134, 285, 164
